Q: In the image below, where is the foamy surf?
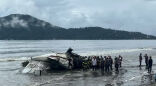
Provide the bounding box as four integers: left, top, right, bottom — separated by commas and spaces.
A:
0, 68, 20, 71
0, 57, 31, 62
79, 48, 153, 56
0, 53, 57, 62
0, 48, 153, 62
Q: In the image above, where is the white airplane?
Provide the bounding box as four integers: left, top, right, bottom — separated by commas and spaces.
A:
22, 48, 82, 74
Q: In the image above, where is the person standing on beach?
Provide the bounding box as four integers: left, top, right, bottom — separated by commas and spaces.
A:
92, 57, 97, 71
68, 57, 73, 69
144, 54, 149, 69
82, 60, 89, 71
105, 57, 110, 72
114, 57, 119, 72
148, 56, 153, 73
139, 53, 142, 67
119, 55, 123, 67
104, 56, 107, 72
109, 56, 113, 70
96, 56, 100, 69
100, 57, 105, 71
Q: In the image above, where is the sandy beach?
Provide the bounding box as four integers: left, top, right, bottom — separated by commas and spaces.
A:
0, 40, 156, 86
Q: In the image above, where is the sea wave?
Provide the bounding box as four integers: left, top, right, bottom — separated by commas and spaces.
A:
79, 48, 153, 56
0, 48, 153, 62
0, 53, 56, 62
0, 50, 44, 54
0, 68, 21, 71
0, 57, 31, 62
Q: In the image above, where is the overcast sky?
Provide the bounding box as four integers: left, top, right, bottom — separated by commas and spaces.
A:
0, 0, 156, 35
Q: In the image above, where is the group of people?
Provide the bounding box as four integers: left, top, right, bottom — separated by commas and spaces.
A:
66, 48, 153, 74
139, 53, 153, 73
81, 55, 123, 72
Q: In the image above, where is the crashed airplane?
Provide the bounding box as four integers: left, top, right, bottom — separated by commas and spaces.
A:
22, 48, 84, 74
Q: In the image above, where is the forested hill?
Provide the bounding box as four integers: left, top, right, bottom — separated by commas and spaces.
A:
67, 27, 156, 40
0, 14, 155, 40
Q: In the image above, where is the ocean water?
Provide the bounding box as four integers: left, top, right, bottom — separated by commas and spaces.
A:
0, 40, 156, 58
0, 40, 156, 86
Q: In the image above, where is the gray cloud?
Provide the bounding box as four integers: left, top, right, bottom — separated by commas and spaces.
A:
0, 0, 156, 35
0, 16, 28, 28
10, 16, 28, 27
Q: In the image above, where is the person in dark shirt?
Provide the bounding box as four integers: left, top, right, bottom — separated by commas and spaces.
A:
100, 57, 105, 71
68, 58, 73, 69
144, 54, 149, 69
139, 53, 142, 67
96, 56, 100, 69
109, 56, 113, 71
114, 57, 119, 72
105, 57, 110, 72
148, 56, 153, 73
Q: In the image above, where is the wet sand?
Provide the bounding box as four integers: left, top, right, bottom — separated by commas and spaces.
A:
0, 50, 156, 86
25, 50, 156, 86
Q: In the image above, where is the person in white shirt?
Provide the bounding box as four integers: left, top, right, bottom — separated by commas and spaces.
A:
92, 56, 97, 71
